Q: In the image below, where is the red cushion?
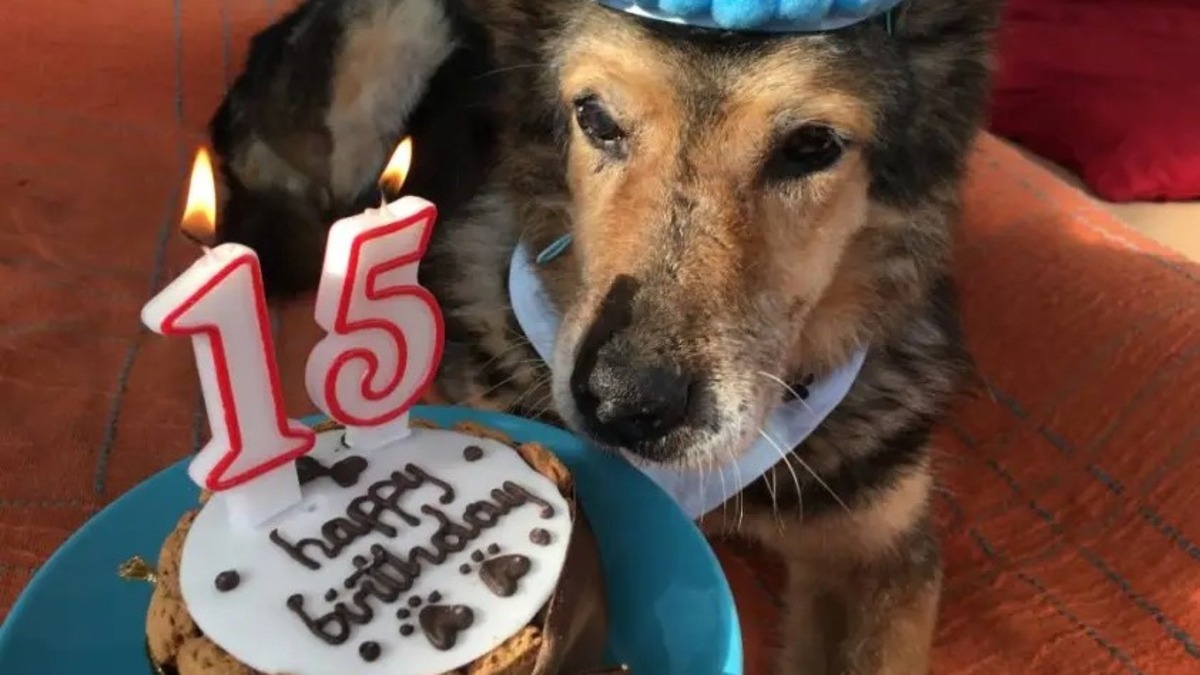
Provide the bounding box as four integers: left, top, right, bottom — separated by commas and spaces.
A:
988, 0, 1200, 202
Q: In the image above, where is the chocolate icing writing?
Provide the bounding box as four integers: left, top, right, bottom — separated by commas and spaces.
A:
418, 604, 475, 651
270, 530, 332, 571
404, 463, 456, 505
269, 464, 452, 569
493, 481, 556, 518
479, 554, 531, 597
297, 455, 368, 488
278, 476, 560, 645
463, 500, 502, 529
285, 594, 350, 645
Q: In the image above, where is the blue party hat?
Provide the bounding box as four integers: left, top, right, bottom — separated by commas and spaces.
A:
593, 0, 904, 33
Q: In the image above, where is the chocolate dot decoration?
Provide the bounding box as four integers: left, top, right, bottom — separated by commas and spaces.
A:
459, 564, 471, 575
397, 608, 411, 620
530, 528, 552, 546
324, 589, 338, 602
408, 596, 422, 608
359, 641, 381, 662
487, 543, 500, 555
463, 445, 484, 462
428, 591, 442, 603
214, 570, 240, 592
471, 550, 484, 563
400, 624, 415, 637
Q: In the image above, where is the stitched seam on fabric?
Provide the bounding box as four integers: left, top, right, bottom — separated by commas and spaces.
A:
92, 0, 189, 498
986, 381, 1200, 560
1079, 346, 1200, 459
937, 489, 1145, 674
969, 430, 1200, 658
945, 417, 1200, 653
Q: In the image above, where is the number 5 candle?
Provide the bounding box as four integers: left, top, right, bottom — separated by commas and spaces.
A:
305, 138, 445, 451
141, 149, 316, 529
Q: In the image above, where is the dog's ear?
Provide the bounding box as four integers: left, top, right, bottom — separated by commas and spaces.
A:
207, 0, 499, 299
865, 0, 1003, 207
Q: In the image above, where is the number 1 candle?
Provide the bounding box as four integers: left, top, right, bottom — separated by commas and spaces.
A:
305, 138, 445, 451
141, 149, 316, 529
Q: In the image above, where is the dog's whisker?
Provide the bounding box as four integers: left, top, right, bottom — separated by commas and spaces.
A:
726, 452, 742, 532
506, 373, 553, 412
762, 464, 785, 535
524, 389, 556, 420
473, 62, 542, 80
478, 337, 534, 373
758, 370, 815, 415
757, 428, 805, 526
716, 463, 730, 533
478, 370, 529, 398
781, 438, 851, 514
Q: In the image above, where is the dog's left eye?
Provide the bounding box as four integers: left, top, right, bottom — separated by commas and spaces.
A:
768, 124, 848, 180
573, 95, 627, 157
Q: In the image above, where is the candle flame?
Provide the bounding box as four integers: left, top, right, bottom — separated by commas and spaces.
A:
181, 148, 217, 245
378, 137, 413, 200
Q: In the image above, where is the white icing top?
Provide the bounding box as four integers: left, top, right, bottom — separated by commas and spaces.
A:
179, 427, 573, 675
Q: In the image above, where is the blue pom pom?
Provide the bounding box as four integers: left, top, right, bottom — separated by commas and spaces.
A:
831, 0, 882, 14
654, 0, 711, 18
600, 0, 903, 32
710, 0, 778, 29
778, 0, 835, 23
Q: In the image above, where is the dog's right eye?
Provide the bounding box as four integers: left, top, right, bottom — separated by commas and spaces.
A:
573, 95, 627, 157
767, 124, 848, 182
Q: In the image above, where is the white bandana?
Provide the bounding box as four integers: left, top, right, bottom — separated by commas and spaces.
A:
508, 238, 866, 519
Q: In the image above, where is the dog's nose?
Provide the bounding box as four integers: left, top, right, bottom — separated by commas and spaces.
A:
572, 347, 693, 447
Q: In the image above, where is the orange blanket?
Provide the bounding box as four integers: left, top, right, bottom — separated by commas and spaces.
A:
1, 2, 1198, 673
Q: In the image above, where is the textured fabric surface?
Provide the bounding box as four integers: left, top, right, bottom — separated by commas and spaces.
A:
1, 2, 1198, 674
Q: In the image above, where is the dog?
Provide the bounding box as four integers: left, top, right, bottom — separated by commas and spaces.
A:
202, 1, 1001, 672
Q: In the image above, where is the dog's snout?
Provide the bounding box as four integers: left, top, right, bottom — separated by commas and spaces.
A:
571, 336, 694, 447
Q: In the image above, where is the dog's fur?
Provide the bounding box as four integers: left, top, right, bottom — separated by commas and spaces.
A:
204, 1, 1001, 672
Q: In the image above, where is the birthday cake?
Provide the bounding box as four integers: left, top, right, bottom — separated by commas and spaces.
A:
122, 144, 613, 674
137, 419, 609, 675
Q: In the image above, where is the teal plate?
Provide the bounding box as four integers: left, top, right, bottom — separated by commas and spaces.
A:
0, 406, 742, 675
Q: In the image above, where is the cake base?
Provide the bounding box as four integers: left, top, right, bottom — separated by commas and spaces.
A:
142, 420, 608, 675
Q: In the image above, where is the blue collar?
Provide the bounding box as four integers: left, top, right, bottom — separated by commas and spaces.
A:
509, 234, 866, 520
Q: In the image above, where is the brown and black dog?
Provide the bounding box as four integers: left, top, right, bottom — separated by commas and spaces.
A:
202, 1, 1002, 672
